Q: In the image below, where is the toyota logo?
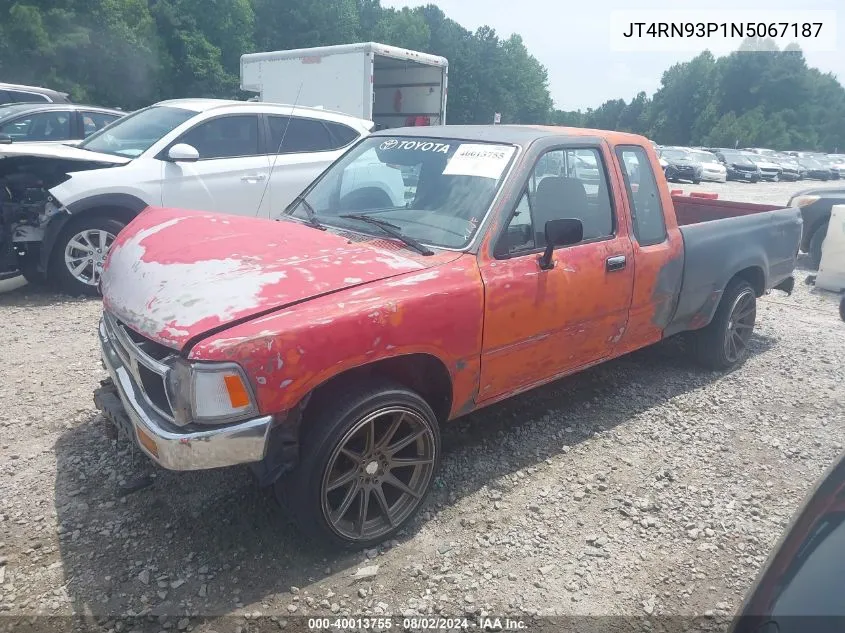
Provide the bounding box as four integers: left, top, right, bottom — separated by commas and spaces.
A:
379, 140, 399, 150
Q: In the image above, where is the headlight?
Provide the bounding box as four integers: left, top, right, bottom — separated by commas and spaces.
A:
790, 195, 820, 208
166, 359, 258, 425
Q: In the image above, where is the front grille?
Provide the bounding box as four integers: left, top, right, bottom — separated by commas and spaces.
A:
103, 311, 176, 420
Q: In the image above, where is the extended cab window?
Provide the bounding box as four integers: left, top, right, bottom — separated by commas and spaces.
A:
616, 146, 666, 246
0, 110, 71, 141
178, 115, 260, 159
500, 147, 614, 256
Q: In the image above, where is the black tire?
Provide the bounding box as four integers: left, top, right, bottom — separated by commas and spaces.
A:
840, 295, 845, 322
808, 224, 828, 270
16, 252, 47, 286
50, 215, 126, 296
275, 378, 441, 549
692, 178, 701, 185
691, 278, 757, 371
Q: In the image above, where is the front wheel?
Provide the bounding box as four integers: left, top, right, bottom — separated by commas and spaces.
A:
50, 216, 125, 296
690, 278, 757, 370
276, 380, 441, 548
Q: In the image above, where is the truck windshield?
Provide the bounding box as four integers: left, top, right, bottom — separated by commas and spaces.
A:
283, 136, 517, 250
78, 105, 195, 157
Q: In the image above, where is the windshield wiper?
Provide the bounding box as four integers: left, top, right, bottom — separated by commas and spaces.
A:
339, 213, 434, 256
284, 195, 325, 230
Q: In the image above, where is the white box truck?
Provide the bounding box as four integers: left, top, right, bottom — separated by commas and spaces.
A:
240, 42, 448, 129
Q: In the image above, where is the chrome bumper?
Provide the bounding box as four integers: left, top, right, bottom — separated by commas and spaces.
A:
94, 318, 274, 470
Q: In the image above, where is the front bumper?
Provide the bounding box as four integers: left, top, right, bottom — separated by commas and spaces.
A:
94, 318, 274, 470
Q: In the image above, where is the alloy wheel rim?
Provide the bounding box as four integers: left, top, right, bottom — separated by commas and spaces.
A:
321, 406, 436, 542
724, 289, 756, 363
64, 229, 116, 286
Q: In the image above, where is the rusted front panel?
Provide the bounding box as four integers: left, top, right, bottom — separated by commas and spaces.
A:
189, 256, 485, 421
101, 207, 459, 349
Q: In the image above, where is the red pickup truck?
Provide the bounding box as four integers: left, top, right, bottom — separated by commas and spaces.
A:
93, 126, 801, 547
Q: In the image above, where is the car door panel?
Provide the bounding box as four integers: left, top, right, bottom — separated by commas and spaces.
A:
160, 114, 271, 216
265, 115, 345, 218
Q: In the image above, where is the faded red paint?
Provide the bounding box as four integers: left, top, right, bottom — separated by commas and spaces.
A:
99, 129, 771, 426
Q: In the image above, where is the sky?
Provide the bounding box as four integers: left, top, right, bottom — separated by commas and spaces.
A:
380, 0, 844, 111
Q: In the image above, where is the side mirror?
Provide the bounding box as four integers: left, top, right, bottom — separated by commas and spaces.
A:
0, 134, 12, 144
166, 143, 200, 163
538, 218, 584, 270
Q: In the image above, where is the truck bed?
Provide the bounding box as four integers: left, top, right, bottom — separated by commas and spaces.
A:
665, 195, 803, 337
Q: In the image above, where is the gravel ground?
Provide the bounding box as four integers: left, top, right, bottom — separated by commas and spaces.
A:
0, 179, 844, 632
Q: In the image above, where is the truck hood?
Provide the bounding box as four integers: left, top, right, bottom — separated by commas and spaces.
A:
101, 206, 461, 350
0, 142, 130, 164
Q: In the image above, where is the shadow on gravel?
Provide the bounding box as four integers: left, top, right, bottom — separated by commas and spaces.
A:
0, 281, 94, 308
51, 331, 778, 618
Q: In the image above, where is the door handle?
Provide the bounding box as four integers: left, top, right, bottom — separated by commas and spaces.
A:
241, 174, 267, 182
606, 255, 627, 272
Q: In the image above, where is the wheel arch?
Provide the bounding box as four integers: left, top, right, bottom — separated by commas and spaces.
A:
304, 353, 454, 425
41, 194, 147, 270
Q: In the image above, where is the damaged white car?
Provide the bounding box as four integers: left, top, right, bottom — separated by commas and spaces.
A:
0, 98, 400, 294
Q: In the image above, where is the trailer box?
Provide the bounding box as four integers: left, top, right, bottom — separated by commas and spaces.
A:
240, 42, 448, 129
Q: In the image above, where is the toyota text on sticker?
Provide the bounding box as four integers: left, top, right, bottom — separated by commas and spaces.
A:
379, 139, 451, 153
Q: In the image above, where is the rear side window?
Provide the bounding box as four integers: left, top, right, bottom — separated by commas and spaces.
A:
267, 116, 336, 153
616, 146, 667, 246
325, 121, 360, 148
82, 111, 121, 137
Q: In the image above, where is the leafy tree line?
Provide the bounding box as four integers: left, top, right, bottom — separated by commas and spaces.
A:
552, 41, 845, 152
0, 0, 552, 124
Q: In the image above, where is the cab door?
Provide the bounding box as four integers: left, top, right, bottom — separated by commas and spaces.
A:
476, 144, 635, 402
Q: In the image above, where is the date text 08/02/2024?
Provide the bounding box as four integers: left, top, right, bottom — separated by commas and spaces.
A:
307, 617, 527, 630
621, 21, 823, 39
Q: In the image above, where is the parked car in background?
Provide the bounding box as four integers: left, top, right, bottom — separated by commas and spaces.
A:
772, 153, 804, 181
688, 149, 727, 182
0, 82, 71, 104
742, 152, 783, 181
796, 157, 835, 181
710, 149, 763, 182
819, 155, 843, 179
0, 98, 401, 295
658, 146, 703, 183
788, 186, 845, 268
0, 103, 124, 146
93, 125, 800, 547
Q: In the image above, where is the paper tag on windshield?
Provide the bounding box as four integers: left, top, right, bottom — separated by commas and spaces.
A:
442, 144, 515, 180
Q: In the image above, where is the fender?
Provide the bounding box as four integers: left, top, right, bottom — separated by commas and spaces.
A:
40, 193, 149, 271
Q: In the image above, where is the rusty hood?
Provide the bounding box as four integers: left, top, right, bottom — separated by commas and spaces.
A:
101, 206, 460, 350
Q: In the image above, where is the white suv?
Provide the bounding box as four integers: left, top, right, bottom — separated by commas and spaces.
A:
3, 99, 405, 295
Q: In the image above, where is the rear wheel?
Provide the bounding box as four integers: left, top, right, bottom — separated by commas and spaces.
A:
840, 295, 845, 322
50, 216, 125, 296
275, 379, 441, 548
691, 279, 757, 370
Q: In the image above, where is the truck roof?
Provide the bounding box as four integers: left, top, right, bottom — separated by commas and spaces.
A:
369, 124, 650, 148
241, 42, 448, 68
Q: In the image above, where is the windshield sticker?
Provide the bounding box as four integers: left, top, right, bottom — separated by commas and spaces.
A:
443, 144, 516, 180
379, 139, 450, 153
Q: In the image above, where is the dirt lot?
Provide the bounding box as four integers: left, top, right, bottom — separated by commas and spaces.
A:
1, 179, 844, 632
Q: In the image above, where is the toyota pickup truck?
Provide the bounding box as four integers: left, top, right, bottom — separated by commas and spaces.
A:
93, 125, 802, 548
